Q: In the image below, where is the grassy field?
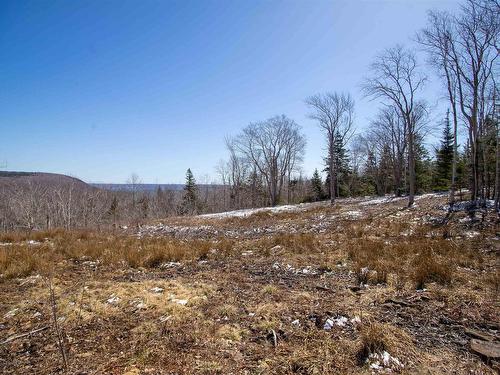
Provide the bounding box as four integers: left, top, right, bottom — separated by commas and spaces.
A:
0, 194, 498, 374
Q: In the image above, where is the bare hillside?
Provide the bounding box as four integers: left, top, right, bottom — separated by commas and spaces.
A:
0, 193, 498, 374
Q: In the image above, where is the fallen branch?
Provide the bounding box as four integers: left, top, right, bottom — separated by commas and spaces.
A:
1, 326, 49, 345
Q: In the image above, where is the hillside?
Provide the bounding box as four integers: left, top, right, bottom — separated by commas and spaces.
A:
0, 193, 498, 374
0, 171, 91, 190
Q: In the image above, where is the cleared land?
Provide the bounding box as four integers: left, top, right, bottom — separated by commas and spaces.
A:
0, 194, 498, 374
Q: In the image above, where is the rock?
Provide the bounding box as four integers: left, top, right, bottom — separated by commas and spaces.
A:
470, 339, 500, 359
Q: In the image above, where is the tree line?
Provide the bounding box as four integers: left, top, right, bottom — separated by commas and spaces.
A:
216, 0, 499, 212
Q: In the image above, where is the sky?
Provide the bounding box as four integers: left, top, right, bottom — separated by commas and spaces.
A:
0, 0, 462, 184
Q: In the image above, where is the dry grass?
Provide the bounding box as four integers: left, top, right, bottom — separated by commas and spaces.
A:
346, 234, 481, 289
0, 230, 234, 280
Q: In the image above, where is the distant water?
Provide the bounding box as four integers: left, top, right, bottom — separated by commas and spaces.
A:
91, 183, 185, 192
91, 183, 222, 192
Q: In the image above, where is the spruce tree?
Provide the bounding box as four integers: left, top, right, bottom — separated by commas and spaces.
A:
433, 115, 454, 190
334, 132, 350, 197
310, 169, 323, 201
181, 168, 198, 215
415, 135, 433, 193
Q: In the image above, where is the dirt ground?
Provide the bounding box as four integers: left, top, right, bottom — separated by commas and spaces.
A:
0, 193, 498, 374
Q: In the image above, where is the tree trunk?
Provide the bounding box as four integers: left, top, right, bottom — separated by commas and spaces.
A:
329, 139, 335, 204
449, 107, 458, 207
408, 128, 415, 207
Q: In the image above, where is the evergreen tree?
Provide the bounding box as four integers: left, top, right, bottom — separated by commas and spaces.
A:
333, 132, 351, 197
364, 150, 380, 195
433, 113, 454, 190
415, 136, 433, 193
180, 168, 198, 215
310, 169, 324, 201
378, 144, 393, 195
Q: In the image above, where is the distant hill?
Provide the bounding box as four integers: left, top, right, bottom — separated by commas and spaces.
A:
0, 172, 222, 193
0, 171, 92, 190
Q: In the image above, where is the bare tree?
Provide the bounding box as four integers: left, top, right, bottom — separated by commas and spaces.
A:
418, 10, 460, 205
234, 115, 306, 206
305, 92, 355, 204
370, 105, 408, 196
127, 173, 141, 208
362, 45, 427, 207
420, 0, 498, 203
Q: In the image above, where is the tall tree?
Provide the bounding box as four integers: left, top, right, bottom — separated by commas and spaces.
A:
233, 115, 306, 206
362, 45, 427, 207
419, 0, 499, 203
310, 169, 324, 201
434, 111, 455, 190
180, 168, 198, 215
306, 92, 355, 204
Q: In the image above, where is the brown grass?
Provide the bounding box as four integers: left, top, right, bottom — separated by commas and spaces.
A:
347, 234, 473, 289
0, 230, 235, 279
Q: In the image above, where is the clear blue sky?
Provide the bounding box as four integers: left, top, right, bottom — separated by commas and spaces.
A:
1, 0, 460, 184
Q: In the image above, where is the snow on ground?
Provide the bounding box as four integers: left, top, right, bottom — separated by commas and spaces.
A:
359, 195, 405, 206
197, 202, 324, 219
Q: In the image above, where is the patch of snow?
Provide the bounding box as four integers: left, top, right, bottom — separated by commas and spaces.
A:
197, 202, 319, 219
171, 298, 188, 306
160, 261, 181, 268
367, 351, 404, 372
323, 316, 348, 330
350, 316, 361, 325
150, 287, 164, 294
107, 295, 120, 305
343, 210, 363, 219
464, 231, 480, 238
359, 196, 405, 206
443, 199, 495, 212
291, 319, 300, 326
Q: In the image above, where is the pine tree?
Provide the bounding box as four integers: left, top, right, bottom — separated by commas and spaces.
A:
433, 114, 454, 190
180, 168, 198, 215
378, 144, 393, 194
333, 132, 351, 197
310, 169, 323, 201
415, 135, 433, 193
364, 150, 380, 195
